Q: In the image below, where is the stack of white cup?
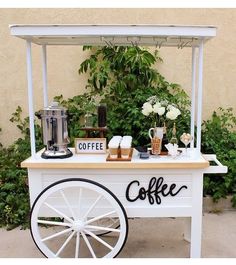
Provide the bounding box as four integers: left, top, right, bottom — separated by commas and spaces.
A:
108, 136, 122, 158
108, 136, 132, 159
120, 136, 132, 158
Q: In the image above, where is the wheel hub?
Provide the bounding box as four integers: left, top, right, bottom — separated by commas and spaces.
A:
72, 220, 85, 232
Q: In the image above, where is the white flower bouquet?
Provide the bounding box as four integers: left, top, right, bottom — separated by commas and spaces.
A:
141, 96, 181, 126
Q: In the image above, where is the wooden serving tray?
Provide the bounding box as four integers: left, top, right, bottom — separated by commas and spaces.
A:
149, 150, 182, 156
106, 148, 133, 162
149, 149, 168, 156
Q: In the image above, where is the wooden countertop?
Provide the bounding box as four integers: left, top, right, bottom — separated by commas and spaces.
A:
21, 148, 209, 169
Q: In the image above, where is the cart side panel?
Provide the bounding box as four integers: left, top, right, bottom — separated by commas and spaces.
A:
28, 168, 203, 218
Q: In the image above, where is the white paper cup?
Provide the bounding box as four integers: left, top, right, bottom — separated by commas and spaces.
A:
121, 147, 130, 158
109, 147, 118, 158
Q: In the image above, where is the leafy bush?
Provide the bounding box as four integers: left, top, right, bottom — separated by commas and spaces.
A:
201, 108, 236, 206
0, 107, 43, 229
78, 46, 190, 146
54, 93, 101, 144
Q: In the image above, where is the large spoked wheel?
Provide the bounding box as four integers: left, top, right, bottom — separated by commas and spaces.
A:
30, 178, 128, 258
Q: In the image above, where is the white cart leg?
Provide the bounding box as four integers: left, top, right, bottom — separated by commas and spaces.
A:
183, 218, 191, 243
190, 173, 203, 258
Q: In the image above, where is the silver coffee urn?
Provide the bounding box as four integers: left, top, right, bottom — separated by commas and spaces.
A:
37, 102, 73, 159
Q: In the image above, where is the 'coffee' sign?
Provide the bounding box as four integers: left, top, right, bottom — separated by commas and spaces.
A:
75, 138, 106, 154
125, 177, 188, 205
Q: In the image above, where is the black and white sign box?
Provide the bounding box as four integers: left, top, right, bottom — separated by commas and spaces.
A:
75, 138, 107, 154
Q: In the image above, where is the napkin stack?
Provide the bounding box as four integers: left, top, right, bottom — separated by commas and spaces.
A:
165, 143, 179, 158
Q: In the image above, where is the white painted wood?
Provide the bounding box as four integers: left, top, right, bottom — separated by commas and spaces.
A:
41, 44, 48, 107
190, 47, 196, 148
42, 176, 192, 196
183, 218, 191, 243
28, 167, 194, 216
126, 206, 193, 218
35, 205, 194, 218
202, 154, 228, 173
10, 25, 217, 47
190, 172, 203, 258
39, 193, 193, 210
36, 166, 202, 176
28, 169, 43, 207
26, 40, 36, 158
196, 41, 204, 153
42, 180, 192, 198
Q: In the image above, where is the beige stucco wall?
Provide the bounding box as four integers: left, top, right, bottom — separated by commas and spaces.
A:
0, 8, 236, 146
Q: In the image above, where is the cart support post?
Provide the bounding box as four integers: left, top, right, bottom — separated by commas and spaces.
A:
190, 173, 203, 257
183, 217, 191, 243
26, 40, 36, 158
196, 41, 204, 153
190, 47, 196, 148
42, 44, 48, 107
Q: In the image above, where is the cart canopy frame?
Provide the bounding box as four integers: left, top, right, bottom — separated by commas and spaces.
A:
10, 24, 217, 158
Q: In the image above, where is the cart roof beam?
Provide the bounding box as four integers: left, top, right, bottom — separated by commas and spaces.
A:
10, 24, 216, 46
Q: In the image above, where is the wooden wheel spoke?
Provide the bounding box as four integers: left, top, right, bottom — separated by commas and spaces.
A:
82, 195, 103, 220
41, 227, 73, 242
55, 230, 76, 257
60, 190, 76, 220
85, 210, 116, 225
44, 202, 74, 223
37, 219, 72, 227
75, 232, 80, 258
77, 188, 83, 219
81, 231, 96, 258
85, 224, 120, 233
83, 229, 114, 250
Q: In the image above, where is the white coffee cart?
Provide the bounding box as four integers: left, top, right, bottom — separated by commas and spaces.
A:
10, 24, 227, 258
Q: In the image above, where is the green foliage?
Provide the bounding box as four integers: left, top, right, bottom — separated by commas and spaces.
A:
54, 93, 98, 143
78, 46, 190, 145
201, 108, 236, 206
0, 107, 43, 229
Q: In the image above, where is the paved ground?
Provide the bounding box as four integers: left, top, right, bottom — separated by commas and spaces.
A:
0, 211, 235, 258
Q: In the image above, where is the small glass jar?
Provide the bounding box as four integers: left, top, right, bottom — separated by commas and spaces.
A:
84, 113, 93, 128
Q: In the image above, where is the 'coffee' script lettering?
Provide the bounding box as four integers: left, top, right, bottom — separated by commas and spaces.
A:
125, 177, 187, 205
